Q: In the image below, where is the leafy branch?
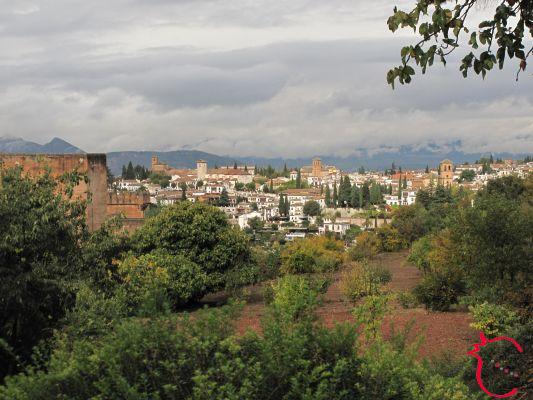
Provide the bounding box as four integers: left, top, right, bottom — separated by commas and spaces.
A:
387, 0, 533, 88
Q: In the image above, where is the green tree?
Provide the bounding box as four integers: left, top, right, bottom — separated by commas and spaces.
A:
332, 182, 338, 208
295, 169, 302, 189
245, 182, 256, 191
369, 183, 383, 205
387, 0, 532, 87
325, 185, 332, 207
248, 216, 264, 231
179, 182, 187, 200
338, 176, 352, 207
351, 185, 361, 208
278, 194, 286, 216
303, 200, 321, 216
132, 201, 253, 297
218, 188, 230, 206
125, 161, 135, 179
458, 169, 476, 182
0, 168, 87, 379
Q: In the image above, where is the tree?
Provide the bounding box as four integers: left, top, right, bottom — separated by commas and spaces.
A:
0, 168, 87, 379
132, 201, 252, 297
196, 180, 204, 188
303, 200, 321, 216
425, 164, 430, 173
245, 182, 256, 191
325, 185, 332, 207
458, 169, 476, 182
332, 182, 338, 208
338, 176, 352, 207
350, 185, 361, 208
387, 0, 532, 88
369, 183, 383, 205
284, 195, 290, 216
269, 179, 274, 193
126, 161, 135, 179
278, 194, 286, 216
358, 166, 366, 174
218, 188, 230, 206
233, 161, 238, 169
295, 169, 302, 189
106, 166, 114, 185
179, 182, 187, 200
362, 182, 371, 206
247, 216, 264, 231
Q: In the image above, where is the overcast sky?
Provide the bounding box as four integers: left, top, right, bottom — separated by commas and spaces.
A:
0, 0, 531, 157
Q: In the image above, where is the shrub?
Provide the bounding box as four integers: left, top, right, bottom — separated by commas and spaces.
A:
280, 236, 344, 274
464, 320, 532, 398
468, 302, 520, 336
413, 269, 465, 311
390, 204, 430, 243
397, 291, 420, 309
349, 231, 380, 261
117, 250, 207, 310
376, 225, 407, 252
340, 262, 392, 302
407, 236, 432, 273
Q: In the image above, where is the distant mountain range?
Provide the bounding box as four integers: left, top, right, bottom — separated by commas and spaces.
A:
0, 135, 84, 154
1, 135, 529, 175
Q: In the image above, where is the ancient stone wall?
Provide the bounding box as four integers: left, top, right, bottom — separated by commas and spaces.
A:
0, 153, 108, 231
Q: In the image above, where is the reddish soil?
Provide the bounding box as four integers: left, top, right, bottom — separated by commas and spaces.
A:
202, 250, 476, 360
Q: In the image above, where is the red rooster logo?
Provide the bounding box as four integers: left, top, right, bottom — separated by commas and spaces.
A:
467, 332, 524, 398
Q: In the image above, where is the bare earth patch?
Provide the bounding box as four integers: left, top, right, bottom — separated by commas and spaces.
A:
203, 250, 476, 359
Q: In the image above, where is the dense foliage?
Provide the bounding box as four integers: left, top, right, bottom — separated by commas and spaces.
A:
0, 168, 87, 378
132, 201, 254, 297
0, 275, 479, 399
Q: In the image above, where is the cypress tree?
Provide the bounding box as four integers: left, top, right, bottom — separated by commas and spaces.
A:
350, 185, 360, 208
296, 169, 302, 189
284, 195, 290, 216
425, 164, 430, 173
121, 165, 127, 178
332, 182, 338, 208
269, 179, 274, 193
126, 162, 135, 180
325, 185, 331, 207
278, 194, 285, 216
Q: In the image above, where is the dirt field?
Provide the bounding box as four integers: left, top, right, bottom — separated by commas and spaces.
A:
202, 250, 476, 360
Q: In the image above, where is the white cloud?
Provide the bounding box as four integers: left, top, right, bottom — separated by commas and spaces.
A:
0, 0, 531, 157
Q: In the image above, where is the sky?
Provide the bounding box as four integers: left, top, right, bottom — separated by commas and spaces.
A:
0, 0, 531, 157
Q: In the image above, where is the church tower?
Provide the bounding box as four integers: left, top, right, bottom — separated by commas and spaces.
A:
438, 159, 453, 187
312, 157, 322, 178
197, 160, 207, 180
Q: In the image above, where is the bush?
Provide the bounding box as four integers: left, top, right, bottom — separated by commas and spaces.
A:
280, 236, 344, 274
117, 250, 207, 310
376, 225, 407, 252
468, 302, 520, 336
413, 270, 465, 311
340, 262, 392, 302
407, 236, 432, 273
397, 291, 420, 309
349, 231, 380, 261
390, 204, 430, 243
464, 320, 532, 398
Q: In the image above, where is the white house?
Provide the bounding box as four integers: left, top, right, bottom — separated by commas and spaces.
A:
318, 219, 351, 236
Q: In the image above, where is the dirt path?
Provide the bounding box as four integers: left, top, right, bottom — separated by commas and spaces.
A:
204, 250, 476, 359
